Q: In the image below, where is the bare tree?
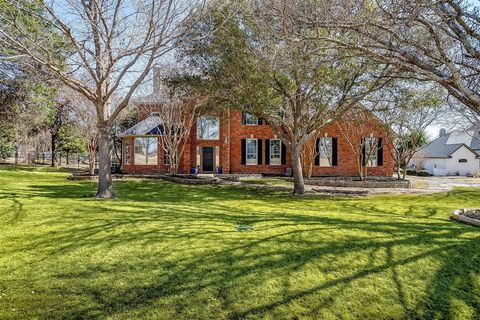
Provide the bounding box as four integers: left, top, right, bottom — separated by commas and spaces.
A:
68, 89, 98, 175
337, 108, 387, 180
307, 0, 480, 116
302, 140, 319, 179
156, 90, 204, 175
0, 0, 206, 198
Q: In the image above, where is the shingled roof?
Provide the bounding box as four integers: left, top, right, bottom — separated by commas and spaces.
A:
417, 128, 480, 158
119, 115, 164, 137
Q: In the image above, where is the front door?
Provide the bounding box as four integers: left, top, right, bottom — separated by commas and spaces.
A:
202, 147, 214, 172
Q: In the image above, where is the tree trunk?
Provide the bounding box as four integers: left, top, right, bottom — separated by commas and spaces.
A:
291, 146, 305, 195
402, 162, 408, 180
96, 124, 115, 198
396, 164, 402, 180
51, 133, 58, 167
88, 149, 95, 175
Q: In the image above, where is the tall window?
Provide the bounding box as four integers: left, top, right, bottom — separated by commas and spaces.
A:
124, 141, 131, 165
319, 137, 332, 166
244, 113, 258, 125
134, 137, 158, 165
246, 139, 257, 165
197, 116, 220, 140
270, 139, 281, 165
364, 137, 377, 167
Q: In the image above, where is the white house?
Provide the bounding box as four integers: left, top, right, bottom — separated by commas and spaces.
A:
411, 126, 480, 176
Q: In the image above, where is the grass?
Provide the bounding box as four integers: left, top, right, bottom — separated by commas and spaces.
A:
239, 177, 293, 186
0, 166, 479, 320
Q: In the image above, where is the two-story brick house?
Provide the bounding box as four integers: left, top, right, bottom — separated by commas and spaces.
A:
120, 102, 394, 177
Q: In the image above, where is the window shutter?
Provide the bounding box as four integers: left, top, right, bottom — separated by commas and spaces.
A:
241, 112, 246, 125
361, 138, 366, 166
241, 139, 246, 165
281, 142, 286, 165
332, 138, 338, 166
265, 139, 270, 165
314, 138, 320, 166
377, 137, 383, 166
257, 139, 263, 164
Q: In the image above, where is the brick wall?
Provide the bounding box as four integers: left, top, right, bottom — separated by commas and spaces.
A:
121, 108, 394, 177
137, 103, 161, 121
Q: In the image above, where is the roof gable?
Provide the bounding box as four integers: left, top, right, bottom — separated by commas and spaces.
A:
119, 115, 165, 137
417, 132, 479, 158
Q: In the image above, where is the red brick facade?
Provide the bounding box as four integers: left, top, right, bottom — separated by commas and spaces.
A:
121, 108, 393, 177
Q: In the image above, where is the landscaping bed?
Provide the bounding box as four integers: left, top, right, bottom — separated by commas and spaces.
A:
451, 208, 480, 226
304, 177, 411, 189
69, 173, 221, 185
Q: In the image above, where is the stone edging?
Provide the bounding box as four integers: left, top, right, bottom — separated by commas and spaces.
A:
304, 179, 411, 189
451, 209, 480, 227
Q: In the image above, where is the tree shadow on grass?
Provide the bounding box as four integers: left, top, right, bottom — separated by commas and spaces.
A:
48, 220, 478, 319
11, 212, 480, 318
2, 178, 480, 319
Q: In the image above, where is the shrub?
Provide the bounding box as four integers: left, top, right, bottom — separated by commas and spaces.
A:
0, 144, 14, 160
417, 170, 431, 177
406, 169, 417, 176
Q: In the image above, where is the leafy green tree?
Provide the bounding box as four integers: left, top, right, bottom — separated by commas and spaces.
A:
59, 123, 86, 165
0, 1, 65, 163
0, 81, 19, 160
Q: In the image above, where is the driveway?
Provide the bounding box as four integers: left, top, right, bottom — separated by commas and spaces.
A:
408, 176, 480, 191
304, 176, 480, 196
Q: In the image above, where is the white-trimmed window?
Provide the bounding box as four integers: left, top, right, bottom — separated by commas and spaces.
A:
124, 141, 131, 165
196, 146, 201, 167
270, 139, 281, 165
244, 113, 258, 125
364, 137, 377, 167
197, 116, 220, 140
319, 137, 332, 166
134, 137, 158, 165
246, 139, 257, 165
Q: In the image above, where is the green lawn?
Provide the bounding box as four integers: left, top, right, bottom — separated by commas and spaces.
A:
1, 166, 479, 320
239, 177, 293, 186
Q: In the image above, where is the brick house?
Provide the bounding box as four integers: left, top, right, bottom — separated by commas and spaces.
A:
120, 104, 393, 177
